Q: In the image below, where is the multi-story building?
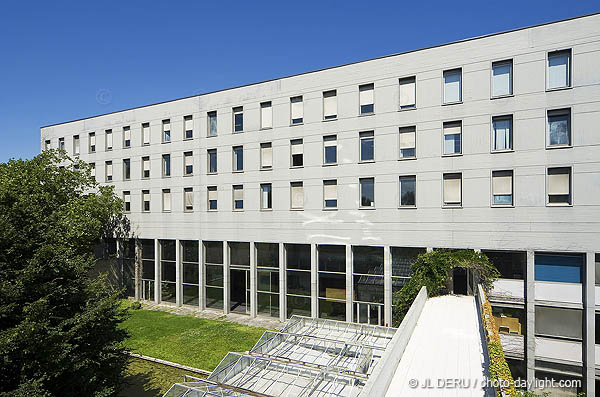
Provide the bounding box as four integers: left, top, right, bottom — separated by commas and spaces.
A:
40, 13, 600, 394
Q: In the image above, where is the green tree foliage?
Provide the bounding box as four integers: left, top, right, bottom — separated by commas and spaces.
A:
0, 150, 131, 396
392, 249, 499, 326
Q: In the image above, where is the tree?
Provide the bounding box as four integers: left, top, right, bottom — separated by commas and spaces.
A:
0, 150, 131, 396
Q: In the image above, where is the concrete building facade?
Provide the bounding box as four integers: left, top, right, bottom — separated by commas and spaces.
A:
40, 14, 600, 394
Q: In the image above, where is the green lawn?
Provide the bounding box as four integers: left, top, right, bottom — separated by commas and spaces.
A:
120, 303, 267, 371
119, 357, 201, 397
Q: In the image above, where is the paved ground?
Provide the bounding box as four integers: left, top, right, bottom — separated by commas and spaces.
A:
386, 295, 491, 397
138, 301, 284, 330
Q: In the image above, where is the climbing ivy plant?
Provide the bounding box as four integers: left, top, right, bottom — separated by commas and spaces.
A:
392, 249, 499, 326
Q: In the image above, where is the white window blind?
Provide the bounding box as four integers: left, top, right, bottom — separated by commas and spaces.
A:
291, 96, 303, 123
185, 154, 193, 167
399, 77, 416, 108
89, 134, 96, 147
123, 127, 131, 142
324, 136, 336, 147
142, 124, 150, 144
143, 158, 150, 172
492, 61, 512, 97
163, 190, 171, 211
106, 130, 113, 149
324, 182, 337, 201
106, 162, 113, 177
444, 122, 461, 136
163, 120, 170, 132
184, 189, 193, 209
443, 69, 462, 103
261, 143, 273, 168
184, 117, 193, 132
493, 117, 512, 151
548, 171, 570, 195
208, 188, 217, 201
233, 186, 243, 202
124, 193, 131, 204
492, 173, 513, 195
291, 183, 303, 209
547, 50, 570, 89
291, 140, 303, 155
90, 163, 95, 177
142, 191, 150, 203
74, 136, 80, 154
399, 127, 416, 149
443, 175, 461, 204
359, 84, 374, 113
323, 90, 337, 119
261, 102, 272, 129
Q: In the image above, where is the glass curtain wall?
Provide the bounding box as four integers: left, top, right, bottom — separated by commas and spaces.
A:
229, 242, 250, 314
391, 247, 426, 325
160, 240, 176, 303
286, 244, 312, 318
317, 245, 346, 321
256, 243, 279, 318
140, 239, 155, 301
353, 246, 384, 325
122, 239, 136, 297
204, 241, 224, 310
182, 241, 199, 306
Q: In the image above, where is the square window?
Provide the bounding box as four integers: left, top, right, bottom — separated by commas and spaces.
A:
399, 126, 416, 159
359, 131, 374, 162
233, 185, 244, 210
547, 167, 571, 205
233, 106, 243, 132
323, 180, 337, 209
323, 135, 337, 164
359, 177, 375, 208
443, 68, 462, 104
291, 96, 303, 124
399, 176, 416, 207
233, 146, 243, 172
443, 121, 462, 155
492, 60, 513, 97
359, 83, 374, 115
492, 116, 513, 151
547, 109, 571, 147
323, 90, 337, 120
399, 76, 416, 109
291, 139, 303, 167
547, 49, 571, 90
492, 170, 513, 206
443, 173, 462, 206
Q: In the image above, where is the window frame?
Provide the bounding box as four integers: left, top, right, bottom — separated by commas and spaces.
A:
322, 90, 337, 121
207, 186, 218, 211
546, 107, 572, 149
442, 120, 462, 156
491, 169, 514, 207
359, 177, 375, 209
398, 125, 417, 160
105, 160, 113, 182
162, 188, 171, 213
290, 138, 304, 168
290, 181, 304, 210
123, 191, 131, 213
323, 179, 338, 210
260, 183, 273, 211
183, 151, 194, 176
491, 114, 514, 153
162, 154, 171, 177
359, 131, 375, 163
442, 172, 463, 208
260, 142, 273, 170
58, 137, 65, 151
442, 68, 463, 105
323, 135, 337, 166
290, 96, 303, 125
184, 115, 193, 140
162, 119, 171, 143
105, 129, 113, 151
232, 106, 244, 133
260, 101, 273, 130
232, 145, 244, 173
142, 122, 150, 146
123, 126, 131, 148
88, 132, 96, 153
399, 175, 417, 208
73, 135, 80, 155
142, 190, 150, 212
490, 59, 514, 99
207, 111, 218, 137
183, 187, 194, 212
546, 166, 572, 207
232, 184, 244, 211
546, 49, 572, 91
207, 149, 217, 174
358, 83, 375, 116
123, 158, 131, 181
141, 156, 150, 179
398, 76, 417, 110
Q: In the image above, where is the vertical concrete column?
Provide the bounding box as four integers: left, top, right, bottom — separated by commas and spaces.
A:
175, 239, 181, 307
311, 243, 318, 318
135, 239, 142, 301
199, 240, 204, 311
384, 245, 392, 327
526, 250, 535, 387
223, 241, 230, 315
584, 252, 595, 395
346, 244, 353, 323
154, 239, 160, 304
250, 242, 257, 318
279, 243, 286, 322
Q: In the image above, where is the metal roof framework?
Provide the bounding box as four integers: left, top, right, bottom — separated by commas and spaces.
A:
164, 315, 397, 397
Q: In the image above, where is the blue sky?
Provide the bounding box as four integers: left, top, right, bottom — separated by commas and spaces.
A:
0, 1, 598, 162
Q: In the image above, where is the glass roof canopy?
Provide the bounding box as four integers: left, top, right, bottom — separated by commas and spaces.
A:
164, 315, 397, 397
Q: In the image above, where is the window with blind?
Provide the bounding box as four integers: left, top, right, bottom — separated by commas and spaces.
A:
233, 185, 243, 210
290, 96, 303, 124
399, 176, 416, 207
207, 111, 217, 136
547, 108, 571, 147
142, 156, 150, 179
123, 191, 131, 212
233, 146, 243, 172
207, 186, 218, 210
290, 139, 303, 167
547, 167, 571, 205
184, 187, 193, 212
142, 122, 150, 145
233, 106, 243, 132
359, 177, 375, 208
492, 60, 513, 97
142, 190, 150, 212
162, 189, 171, 212
58, 137, 64, 151
323, 180, 337, 209
162, 154, 171, 177
492, 170, 513, 206
492, 115, 513, 151
89, 132, 96, 153
261, 142, 273, 169
547, 49, 571, 90
73, 135, 80, 155
44, 139, 51, 151
162, 119, 171, 143
184, 115, 193, 139
123, 158, 131, 180
323, 135, 337, 164
105, 129, 113, 150
443, 121, 462, 155
260, 183, 272, 210
443, 68, 462, 104
184, 151, 193, 175
399, 126, 416, 159
359, 131, 374, 162
290, 182, 304, 210
261, 102, 272, 129
123, 126, 131, 148
359, 83, 374, 115
89, 162, 95, 178
208, 149, 217, 173
105, 161, 113, 182
399, 76, 416, 109
323, 90, 337, 120
443, 173, 462, 206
